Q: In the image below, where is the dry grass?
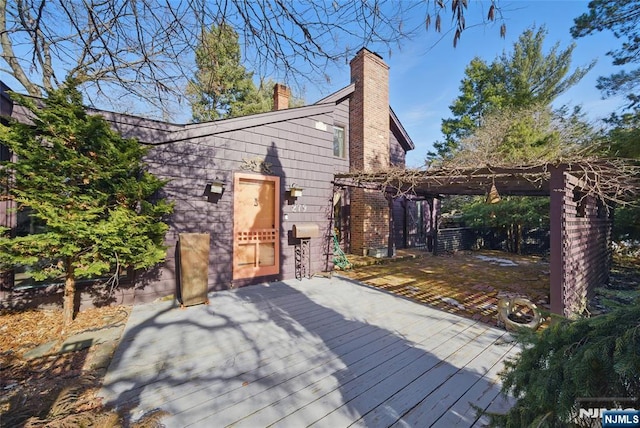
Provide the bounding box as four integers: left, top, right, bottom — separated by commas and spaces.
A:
339, 248, 640, 326
340, 249, 552, 325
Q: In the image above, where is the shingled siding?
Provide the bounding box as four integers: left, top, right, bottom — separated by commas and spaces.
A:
0, 105, 350, 308
389, 128, 405, 168
561, 176, 612, 317
133, 110, 350, 303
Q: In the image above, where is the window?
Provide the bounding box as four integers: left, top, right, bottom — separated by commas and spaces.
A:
333, 125, 345, 158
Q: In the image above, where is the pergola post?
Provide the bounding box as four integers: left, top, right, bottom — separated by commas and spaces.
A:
431, 197, 439, 255
387, 192, 395, 258
549, 165, 567, 316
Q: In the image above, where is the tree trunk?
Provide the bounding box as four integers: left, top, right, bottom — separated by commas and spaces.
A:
516, 223, 523, 255
62, 258, 76, 330
508, 223, 521, 254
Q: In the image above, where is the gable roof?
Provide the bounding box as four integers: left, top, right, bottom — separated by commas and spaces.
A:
2, 79, 414, 152
314, 84, 414, 153
315, 84, 355, 104
390, 108, 414, 152
99, 103, 337, 145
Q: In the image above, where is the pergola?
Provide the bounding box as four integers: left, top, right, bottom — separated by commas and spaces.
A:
335, 161, 638, 318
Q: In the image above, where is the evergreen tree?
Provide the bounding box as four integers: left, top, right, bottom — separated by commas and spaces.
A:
435, 58, 506, 160
603, 111, 640, 240
461, 196, 549, 254
572, 1, 640, 241
0, 85, 172, 328
187, 23, 273, 122
571, 0, 640, 112
430, 26, 593, 160
490, 303, 640, 427
229, 79, 274, 118
452, 104, 595, 167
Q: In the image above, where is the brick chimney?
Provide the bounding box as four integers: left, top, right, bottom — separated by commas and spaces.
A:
273, 83, 290, 111
349, 48, 390, 171
348, 48, 391, 255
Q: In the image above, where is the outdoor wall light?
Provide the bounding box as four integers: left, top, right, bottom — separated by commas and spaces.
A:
289, 184, 304, 198
210, 179, 226, 194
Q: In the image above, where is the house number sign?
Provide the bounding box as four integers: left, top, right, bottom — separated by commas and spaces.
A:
291, 203, 307, 212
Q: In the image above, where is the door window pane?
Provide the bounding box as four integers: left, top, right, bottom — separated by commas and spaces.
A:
258, 243, 275, 267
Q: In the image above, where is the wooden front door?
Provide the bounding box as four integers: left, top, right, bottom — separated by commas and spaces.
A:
233, 173, 280, 280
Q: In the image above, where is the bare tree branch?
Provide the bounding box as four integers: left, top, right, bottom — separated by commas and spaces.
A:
1, 0, 504, 119
335, 158, 640, 208
1, 0, 41, 95
335, 105, 640, 205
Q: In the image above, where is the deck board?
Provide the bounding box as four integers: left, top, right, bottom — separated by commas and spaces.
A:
313, 324, 498, 427
226, 316, 476, 427
100, 276, 518, 427
432, 344, 520, 427
356, 329, 513, 427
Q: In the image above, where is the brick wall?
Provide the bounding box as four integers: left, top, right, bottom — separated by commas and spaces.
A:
273, 84, 290, 111
349, 48, 391, 254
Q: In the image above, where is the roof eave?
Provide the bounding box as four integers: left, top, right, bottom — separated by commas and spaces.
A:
390, 107, 415, 152
157, 103, 338, 145
314, 84, 355, 104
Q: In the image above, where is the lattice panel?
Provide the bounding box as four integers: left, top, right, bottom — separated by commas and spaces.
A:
236, 229, 277, 243
560, 176, 612, 318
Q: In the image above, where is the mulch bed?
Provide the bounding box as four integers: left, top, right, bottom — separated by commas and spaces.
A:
0, 305, 160, 427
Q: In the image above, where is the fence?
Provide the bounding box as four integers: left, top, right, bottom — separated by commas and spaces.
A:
436, 227, 550, 256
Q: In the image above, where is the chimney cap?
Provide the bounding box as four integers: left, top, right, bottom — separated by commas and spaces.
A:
274, 83, 289, 92
353, 47, 384, 61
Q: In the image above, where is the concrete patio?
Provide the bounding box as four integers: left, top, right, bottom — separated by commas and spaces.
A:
99, 276, 519, 427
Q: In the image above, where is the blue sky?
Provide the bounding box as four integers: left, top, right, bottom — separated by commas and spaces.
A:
302, 1, 626, 167
1, 1, 625, 169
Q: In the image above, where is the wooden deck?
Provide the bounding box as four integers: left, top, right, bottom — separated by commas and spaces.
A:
99, 276, 519, 427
